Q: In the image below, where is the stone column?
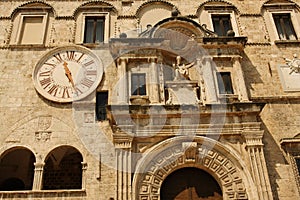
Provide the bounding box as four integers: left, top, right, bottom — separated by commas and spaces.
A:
32, 162, 44, 190
81, 162, 88, 190
201, 57, 218, 103
116, 142, 132, 200
149, 57, 160, 104
243, 131, 273, 200
232, 56, 249, 102
117, 58, 128, 104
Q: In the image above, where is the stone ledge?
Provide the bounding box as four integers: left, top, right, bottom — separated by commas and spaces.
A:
0, 190, 86, 198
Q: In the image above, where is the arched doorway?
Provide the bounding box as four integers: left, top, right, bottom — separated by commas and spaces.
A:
0, 147, 35, 191
161, 167, 222, 200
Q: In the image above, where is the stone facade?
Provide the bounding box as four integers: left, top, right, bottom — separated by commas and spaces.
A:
0, 0, 300, 200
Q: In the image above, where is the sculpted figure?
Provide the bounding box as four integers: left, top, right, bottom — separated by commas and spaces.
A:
174, 56, 194, 80
285, 54, 300, 74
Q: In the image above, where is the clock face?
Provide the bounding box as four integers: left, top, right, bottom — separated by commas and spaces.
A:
33, 46, 103, 102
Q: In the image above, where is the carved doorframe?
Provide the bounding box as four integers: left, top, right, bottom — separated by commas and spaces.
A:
132, 136, 257, 200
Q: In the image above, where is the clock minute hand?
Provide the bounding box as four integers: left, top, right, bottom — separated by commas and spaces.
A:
63, 62, 75, 88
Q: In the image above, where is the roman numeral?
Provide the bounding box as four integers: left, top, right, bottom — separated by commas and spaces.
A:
81, 78, 94, 88
76, 53, 85, 63
39, 70, 52, 77
62, 88, 70, 98
44, 62, 56, 68
74, 87, 83, 95
48, 85, 58, 96
83, 60, 95, 67
40, 78, 52, 88
66, 51, 75, 61
86, 70, 97, 76
53, 53, 63, 63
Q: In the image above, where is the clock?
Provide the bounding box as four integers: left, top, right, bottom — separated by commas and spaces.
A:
33, 46, 103, 102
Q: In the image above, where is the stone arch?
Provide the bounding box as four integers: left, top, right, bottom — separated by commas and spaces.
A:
261, 0, 300, 12
10, 1, 55, 19
0, 146, 36, 191
73, 0, 118, 17
132, 136, 256, 200
197, 0, 241, 16
136, 0, 178, 32
42, 145, 83, 190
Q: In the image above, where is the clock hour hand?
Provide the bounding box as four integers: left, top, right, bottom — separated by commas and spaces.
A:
63, 62, 75, 88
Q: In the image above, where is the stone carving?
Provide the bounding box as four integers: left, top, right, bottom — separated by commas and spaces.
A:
35, 116, 52, 142
37, 116, 52, 131
285, 54, 300, 74
182, 142, 197, 162
84, 112, 95, 123
173, 56, 194, 80
137, 143, 247, 199
35, 131, 51, 142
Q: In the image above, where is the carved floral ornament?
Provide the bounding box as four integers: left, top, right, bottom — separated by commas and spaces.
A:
285, 54, 300, 74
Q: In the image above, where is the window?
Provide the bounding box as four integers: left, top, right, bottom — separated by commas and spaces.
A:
273, 13, 297, 40
19, 16, 44, 44
84, 17, 105, 43
96, 92, 108, 121
212, 15, 232, 36
131, 73, 146, 95
217, 72, 234, 94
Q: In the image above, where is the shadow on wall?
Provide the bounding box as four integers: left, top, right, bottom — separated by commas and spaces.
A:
260, 119, 289, 200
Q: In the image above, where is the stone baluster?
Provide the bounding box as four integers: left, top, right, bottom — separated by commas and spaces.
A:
32, 162, 44, 190
243, 131, 273, 200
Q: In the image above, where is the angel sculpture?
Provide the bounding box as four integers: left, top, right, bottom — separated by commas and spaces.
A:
174, 56, 195, 80
285, 54, 300, 74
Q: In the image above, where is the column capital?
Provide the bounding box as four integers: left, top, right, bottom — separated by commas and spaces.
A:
243, 131, 264, 147
34, 162, 45, 170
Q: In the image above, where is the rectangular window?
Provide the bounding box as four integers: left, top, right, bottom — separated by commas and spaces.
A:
131, 73, 146, 95
273, 13, 297, 40
212, 15, 232, 36
96, 91, 108, 121
217, 72, 234, 94
20, 16, 44, 44
84, 17, 105, 43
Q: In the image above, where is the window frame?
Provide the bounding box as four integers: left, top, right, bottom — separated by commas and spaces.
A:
199, 7, 240, 37
216, 71, 234, 94
263, 4, 300, 43
211, 14, 233, 36
131, 73, 147, 96
15, 12, 48, 45
79, 12, 110, 44
272, 13, 297, 40
83, 16, 105, 44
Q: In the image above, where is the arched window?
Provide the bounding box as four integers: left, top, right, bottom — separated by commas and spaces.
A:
0, 147, 35, 191
43, 146, 83, 190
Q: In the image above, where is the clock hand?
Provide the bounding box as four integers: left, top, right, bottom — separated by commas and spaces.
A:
63, 62, 75, 88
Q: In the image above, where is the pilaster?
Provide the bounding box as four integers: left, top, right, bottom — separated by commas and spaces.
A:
243, 131, 273, 200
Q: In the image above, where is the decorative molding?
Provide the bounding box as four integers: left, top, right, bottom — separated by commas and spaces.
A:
137, 142, 248, 199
